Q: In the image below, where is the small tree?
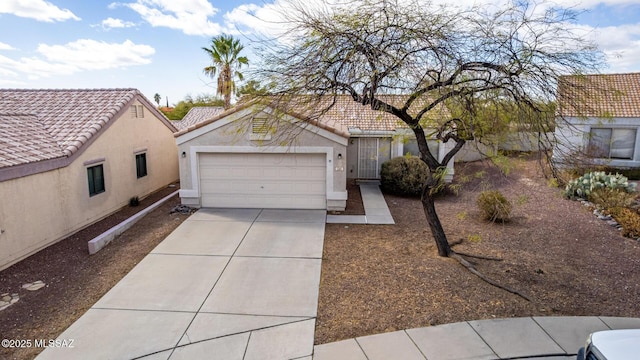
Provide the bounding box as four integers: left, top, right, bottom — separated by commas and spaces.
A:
202, 35, 249, 109
257, 0, 603, 258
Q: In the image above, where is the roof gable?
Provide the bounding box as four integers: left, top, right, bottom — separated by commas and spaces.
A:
558, 73, 640, 118
176, 102, 350, 146
175, 95, 450, 137
0, 88, 176, 171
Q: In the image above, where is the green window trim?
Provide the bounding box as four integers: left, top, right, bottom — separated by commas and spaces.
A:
136, 153, 148, 178
87, 164, 105, 196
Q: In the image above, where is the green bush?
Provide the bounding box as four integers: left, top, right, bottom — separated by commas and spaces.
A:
564, 171, 636, 200
477, 190, 512, 222
380, 156, 429, 197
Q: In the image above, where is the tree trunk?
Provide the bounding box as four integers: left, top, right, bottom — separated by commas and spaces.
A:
421, 178, 452, 257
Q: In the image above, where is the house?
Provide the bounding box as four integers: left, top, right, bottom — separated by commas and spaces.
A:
0, 89, 179, 270
173, 106, 224, 131
175, 95, 454, 211
553, 73, 640, 168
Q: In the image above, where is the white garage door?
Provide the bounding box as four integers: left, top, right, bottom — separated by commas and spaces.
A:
199, 153, 327, 209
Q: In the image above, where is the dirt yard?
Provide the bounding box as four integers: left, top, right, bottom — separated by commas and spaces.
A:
2, 156, 640, 359
315, 155, 640, 344
0, 186, 190, 360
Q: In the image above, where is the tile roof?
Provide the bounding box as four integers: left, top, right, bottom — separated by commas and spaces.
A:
312, 95, 449, 132
173, 106, 224, 130
558, 73, 640, 118
0, 113, 65, 167
0, 88, 176, 170
174, 95, 450, 137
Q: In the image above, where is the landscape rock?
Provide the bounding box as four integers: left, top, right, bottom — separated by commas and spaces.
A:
0, 293, 19, 311
22, 280, 46, 291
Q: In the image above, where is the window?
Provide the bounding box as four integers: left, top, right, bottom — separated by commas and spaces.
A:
588, 128, 636, 159
136, 153, 147, 178
130, 105, 144, 118
87, 164, 105, 196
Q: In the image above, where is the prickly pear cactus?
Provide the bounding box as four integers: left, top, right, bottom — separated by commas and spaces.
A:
564, 171, 636, 199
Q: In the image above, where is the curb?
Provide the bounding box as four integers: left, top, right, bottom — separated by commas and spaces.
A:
88, 190, 179, 254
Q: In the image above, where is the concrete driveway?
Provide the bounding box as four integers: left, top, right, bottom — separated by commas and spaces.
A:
37, 208, 326, 360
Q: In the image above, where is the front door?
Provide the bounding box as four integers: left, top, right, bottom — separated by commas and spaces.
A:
358, 138, 379, 178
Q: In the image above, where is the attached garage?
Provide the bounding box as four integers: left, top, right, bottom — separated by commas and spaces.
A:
199, 153, 327, 209
175, 101, 349, 211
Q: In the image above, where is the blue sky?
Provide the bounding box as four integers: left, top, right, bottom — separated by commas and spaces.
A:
0, 0, 639, 107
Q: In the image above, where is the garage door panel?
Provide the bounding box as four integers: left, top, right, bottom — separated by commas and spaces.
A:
203, 194, 326, 209
199, 153, 327, 209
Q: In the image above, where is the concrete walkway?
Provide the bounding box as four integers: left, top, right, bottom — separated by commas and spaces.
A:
37, 208, 326, 360
327, 183, 394, 225
313, 316, 640, 360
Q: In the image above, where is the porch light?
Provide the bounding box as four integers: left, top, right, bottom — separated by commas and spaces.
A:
335, 153, 344, 171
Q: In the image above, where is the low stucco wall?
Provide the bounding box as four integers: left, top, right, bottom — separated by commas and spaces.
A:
0, 101, 178, 270
457, 132, 553, 163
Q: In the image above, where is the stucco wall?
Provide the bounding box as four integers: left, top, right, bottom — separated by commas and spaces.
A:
176, 105, 348, 210
0, 100, 178, 270
553, 117, 640, 168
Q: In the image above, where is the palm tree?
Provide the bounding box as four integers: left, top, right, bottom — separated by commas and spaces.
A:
153, 93, 161, 106
202, 35, 249, 109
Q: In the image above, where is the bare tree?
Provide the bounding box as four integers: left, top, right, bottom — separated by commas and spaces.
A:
255, 0, 603, 259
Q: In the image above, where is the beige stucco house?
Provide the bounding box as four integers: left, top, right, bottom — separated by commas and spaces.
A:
0, 89, 179, 270
175, 96, 454, 211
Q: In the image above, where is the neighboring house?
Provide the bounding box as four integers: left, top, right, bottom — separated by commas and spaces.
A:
553, 73, 640, 168
173, 106, 224, 131
175, 95, 454, 211
0, 89, 179, 270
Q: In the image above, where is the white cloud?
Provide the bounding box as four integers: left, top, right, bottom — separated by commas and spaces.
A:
0, 0, 80, 22
117, 0, 223, 36
553, 0, 640, 9
0, 39, 155, 80
591, 23, 640, 72
0, 42, 15, 50
38, 39, 155, 70
224, 3, 285, 37
100, 17, 136, 29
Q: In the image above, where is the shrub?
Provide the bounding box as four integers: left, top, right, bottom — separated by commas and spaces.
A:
129, 196, 140, 207
607, 207, 640, 238
380, 156, 429, 197
564, 171, 636, 200
588, 188, 637, 210
477, 190, 512, 222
